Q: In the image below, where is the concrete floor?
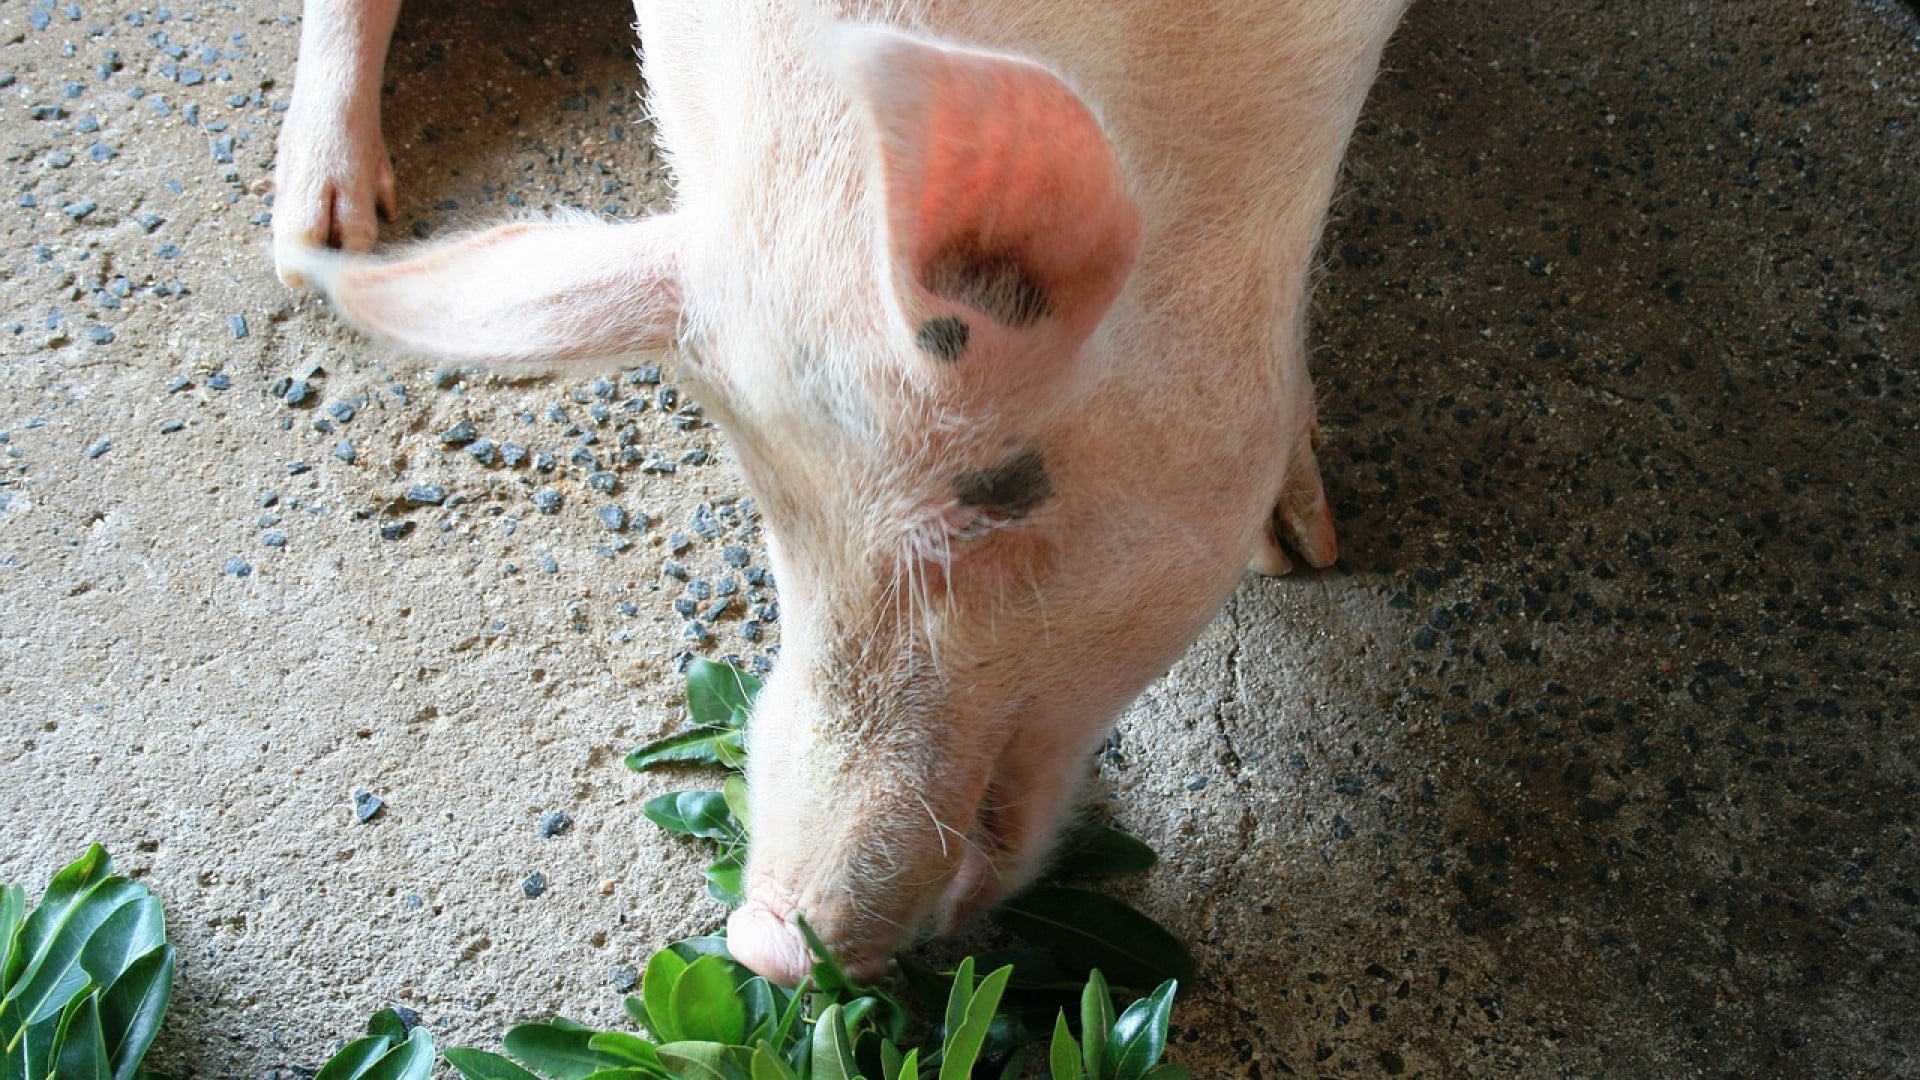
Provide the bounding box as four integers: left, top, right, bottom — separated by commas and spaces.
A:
2, 1, 1915, 1077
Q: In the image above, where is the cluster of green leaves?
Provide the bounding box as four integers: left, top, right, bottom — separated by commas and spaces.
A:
2, 845, 175, 1080
315, 658, 1193, 1078
321, 950, 1182, 1080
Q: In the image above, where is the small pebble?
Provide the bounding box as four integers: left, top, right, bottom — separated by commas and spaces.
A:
499, 441, 528, 467
352, 789, 384, 823
63, 199, 97, 220
531, 487, 563, 514
285, 461, 311, 476
326, 400, 355, 423
207, 372, 230, 390
662, 560, 688, 581
406, 483, 447, 506
722, 545, 751, 568
587, 471, 617, 494
86, 326, 114, 344
227, 314, 248, 339
261, 531, 286, 548
608, 964, 639, 992
438, 419, 478, 446
521, 872, 547, 899
282, 380, 313, 406
379, 521, 414, 541
596, 505, 626, 531
466, 438, 497, 466
667, 532, 691, 554
222, 556, 252, 578
536, 554, 559, 574
538, 811, 574, 838
83, 437, 111, 459
333, 439, 356, 463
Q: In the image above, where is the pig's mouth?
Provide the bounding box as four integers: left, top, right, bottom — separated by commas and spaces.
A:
727, 779, 1026, 987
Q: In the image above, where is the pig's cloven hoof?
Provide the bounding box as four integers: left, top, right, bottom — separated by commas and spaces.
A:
1252, 452, 1339, 575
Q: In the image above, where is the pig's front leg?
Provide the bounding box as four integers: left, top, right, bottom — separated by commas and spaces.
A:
273, 0, 402, 288
1252, 421, 1339, 576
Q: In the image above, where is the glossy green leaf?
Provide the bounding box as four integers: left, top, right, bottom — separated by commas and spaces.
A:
640, 948, 689, 1042
1041, 819, 1157, 883
941, 956, 975, 1051
99, 943, 173, 1080
1140, 1066, 1190, 1079
626, 725, 747, 774
809, 1004, 858, 1080
314, 1032, 400, 1080
1, 883, 25, 985
704, 853, 745, 909
991, 887, 1194, 990
358, 1025, 436, 1080
588, 1031, 667, 1068
1079, 971, 1114, 1080
644, 791, 744, 843
580, 1070, 668, 1080
1107, 980, 1178, 1080
503, 1021, 629, 1080
749, 1043, 799, 1080
795, 917, 860, 997
664, 937, 739, 967
656, 1041, 751, 1080
684, 659, 762, 730
444, 1047, 544, 1080
9, 861, 150, 1025
53, 992, 110, 1080
1049, 1010, 1084, 1080
670, 954, 749, 1045
722, 775, 751, 836
937, 965, 1012, 1080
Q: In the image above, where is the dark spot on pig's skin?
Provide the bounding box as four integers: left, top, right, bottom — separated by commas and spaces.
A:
915, 316, 970, 361
954, 448, 1051, 516
922, 246, 1050, 328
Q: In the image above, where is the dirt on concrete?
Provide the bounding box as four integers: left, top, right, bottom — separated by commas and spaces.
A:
3, 1, 1916, 1078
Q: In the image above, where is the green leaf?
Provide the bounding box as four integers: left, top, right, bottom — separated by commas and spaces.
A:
1049, 1010, 1083, 1080
445, 1047, 545, 1080
1, 883, 25, 985
937, 965, 1012, 1080
684, 659, 762, 730
504, 1021, 630, 1080
671, 954, 749, 1045
704, 852, 745, 909
656, 1041, 751, 1080
99, 943, 173, 1080
722, 775, 752, 837
991, 887, 1195, 990
808, 1004, 858, 1080
314, 1032, 400, 1080
896, 1047, 921, 1080
640, 949, 689, 1042
580, 1070, 669, 1080
7, 847, 154, 1026
1041, 818, 1157, 883
942, 956, 975, 1050
626, 726, 747, 774
794, 917, 861, 997
644, 792, 744, 843
1139, 1066, 1190, 1080
53, 992, 111, 1080
359, 1026, 436, 1080
1079, 972, 1114, 1080
749, 1043, 800, 1080
1107, 980, 1178, 1080
588, 1031, 667, 1070
365, 1008, 410, 1047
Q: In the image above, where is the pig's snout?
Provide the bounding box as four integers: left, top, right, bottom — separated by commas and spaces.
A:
726, 893, 894, 988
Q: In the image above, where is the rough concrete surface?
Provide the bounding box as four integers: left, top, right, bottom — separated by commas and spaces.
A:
2, 0, 1915, 1077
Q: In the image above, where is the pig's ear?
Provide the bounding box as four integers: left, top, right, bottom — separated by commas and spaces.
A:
835, 26, 1140, 356
282, 217, 685, 365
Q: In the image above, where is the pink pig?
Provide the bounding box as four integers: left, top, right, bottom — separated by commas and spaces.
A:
275, 0, 1409, 985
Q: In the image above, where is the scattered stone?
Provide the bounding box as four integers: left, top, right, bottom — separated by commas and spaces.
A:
438, 419, 478, 446
406, 483, 447, 506
465, 438, 497, 466
352, 789, 384, 823
223, 556, 252, 578
722, 545, 751, 568
521, 872, 547, 899
607, 964, 640, 992
83, 437, 110, 459
587, 470, 617, 494
333, 440, 356, 463
531, 487, 563, 514
261, 531, 286, 548
379, 521, 414, 541
538, 811, 573, 838
596, 505, 627, 531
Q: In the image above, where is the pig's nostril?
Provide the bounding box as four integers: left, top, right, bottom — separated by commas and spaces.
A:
725, 900, 816, 987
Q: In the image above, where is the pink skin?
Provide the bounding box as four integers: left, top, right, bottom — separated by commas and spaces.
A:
273, 0, 402, 288
278, 0, 1402, 987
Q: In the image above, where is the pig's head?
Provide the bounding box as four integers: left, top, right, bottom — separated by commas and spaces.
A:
286, 22, 1261, 985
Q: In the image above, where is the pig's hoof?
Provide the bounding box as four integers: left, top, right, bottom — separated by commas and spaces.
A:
271, 148, 398, 289
1251, 451, 1338, 576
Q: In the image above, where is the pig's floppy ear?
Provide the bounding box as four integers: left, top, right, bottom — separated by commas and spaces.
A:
284, 217, 685, 365
835, 26, 1140, 364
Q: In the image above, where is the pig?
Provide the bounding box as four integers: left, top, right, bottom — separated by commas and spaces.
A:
273, 0, 1410, 986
